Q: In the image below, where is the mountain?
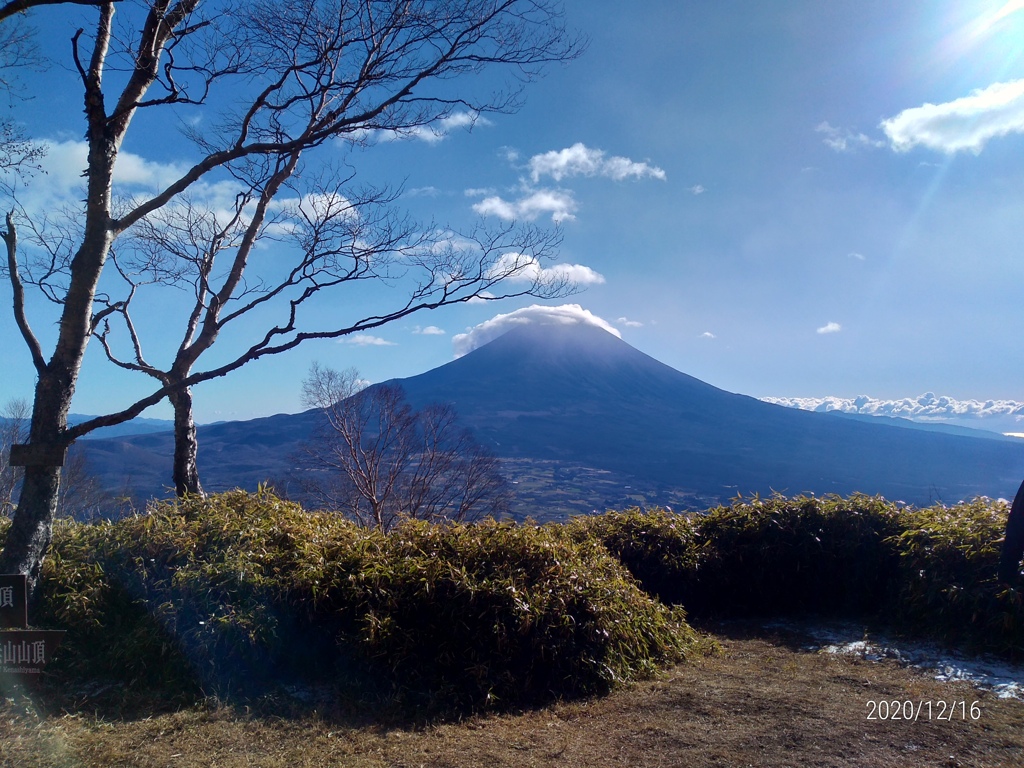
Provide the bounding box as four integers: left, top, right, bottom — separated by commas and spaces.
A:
824, 411, 1018, 442
78, 323, 1024, 514
69, 415, 177, 440
0, 414, 177, 441
78, 409, 322, 500
388, 323, 1024, 506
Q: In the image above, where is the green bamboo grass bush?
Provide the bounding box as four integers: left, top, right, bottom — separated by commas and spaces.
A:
687, 494, 906, 617
892, 499, 1023, 656
22, 491, 706, 711
33, 489, 352, 692
309, 519, 706, 710
13, 490, 1021, 705
578, 496, 1022, 655
34, 517, 197, 692
566, 507, 701, 606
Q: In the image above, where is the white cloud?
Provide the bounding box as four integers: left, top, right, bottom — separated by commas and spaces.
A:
880, 79, 1024, 153
466, 290, 496, 305
413, 325, 446, 335
688, 184, 706, 195
762, 392, 1024, 424
112, 148, 188, 189
275, 190, 357, 222
472, 188, 578, 223
7, 140, 302, 249
9, 139, 192, 213
617, 316, 643, 328
351, 111, 492, 145
849, 252, 866, 261
700, 331, 716, 339
470, 143, 664, 225
815, 121, 885, 152
488, 252, 605, 285
400, 111, 492, 144
452, 304, 620, 357
24, 139, 187, 192
339, 334, 396, 346
407, 186, 440, 198
817, 322, 842, 334
527, 142, 666, 183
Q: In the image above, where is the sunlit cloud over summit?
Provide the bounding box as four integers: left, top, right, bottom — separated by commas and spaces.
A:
452, 304, 620, 358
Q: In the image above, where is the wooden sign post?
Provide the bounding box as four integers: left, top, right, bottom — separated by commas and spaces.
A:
0, 575, 64, 686
7, 443, 67, 468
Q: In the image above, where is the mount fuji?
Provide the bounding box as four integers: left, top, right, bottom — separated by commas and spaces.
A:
80, 322, 1024, 515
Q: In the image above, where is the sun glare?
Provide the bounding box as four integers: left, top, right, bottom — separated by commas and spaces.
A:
973, 0, 1024, 36
925, 0, 1024, 78
993, 0, 1024, 22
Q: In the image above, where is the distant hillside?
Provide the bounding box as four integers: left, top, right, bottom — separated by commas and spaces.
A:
3, 414, 177, 440
69, 415, 176, 440
825, 411, 1018, 442
0, 415, 175, 443
77, 323, 1024, 515
79, 410, 322, 501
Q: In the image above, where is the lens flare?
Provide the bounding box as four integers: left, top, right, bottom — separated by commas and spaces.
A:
993, 0, 1024, 23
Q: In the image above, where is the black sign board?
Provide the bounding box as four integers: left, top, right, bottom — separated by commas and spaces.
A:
8, 443, 67, 467
0, 630, 66, 682
0, 574, 28, 629
0, 575, 64, 685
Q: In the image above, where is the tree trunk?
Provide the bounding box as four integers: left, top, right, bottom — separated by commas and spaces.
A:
0, 123, 117, 589
0, 368, 72, 592
998, 478, 1024, 584
169, 384, 204, 497
0, 464, 61, 587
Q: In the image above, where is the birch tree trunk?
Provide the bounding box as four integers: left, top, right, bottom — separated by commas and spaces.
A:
169, 384, 204, 497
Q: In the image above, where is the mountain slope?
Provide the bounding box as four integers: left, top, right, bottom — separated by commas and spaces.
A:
390, 323, 1024, 504
80, 322, 1024, 511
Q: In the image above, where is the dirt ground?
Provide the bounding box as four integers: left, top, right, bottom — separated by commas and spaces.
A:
3, 623, 1023, 768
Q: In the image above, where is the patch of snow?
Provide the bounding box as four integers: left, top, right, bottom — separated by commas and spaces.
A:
765, 621, 1024, 700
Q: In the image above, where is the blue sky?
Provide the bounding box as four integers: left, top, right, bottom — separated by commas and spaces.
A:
3, 0, 1024, 427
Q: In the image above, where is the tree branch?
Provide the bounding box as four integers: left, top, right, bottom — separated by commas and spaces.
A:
107, 1, 201, 138
0, 0, 117, 24
2, 211, 46, 373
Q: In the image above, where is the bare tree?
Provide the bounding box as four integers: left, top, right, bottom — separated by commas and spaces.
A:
299, 362, 511, 531
0, 9, 45, 180
401, 400, 512, 523
55, 447, 115, 521
2, 398, 112, 520
93, 195, 563, 498
0, 0, 581, 587
0, 398, 29, 517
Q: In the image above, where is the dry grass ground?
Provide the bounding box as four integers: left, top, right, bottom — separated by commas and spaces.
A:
3, 623, 1023, 768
